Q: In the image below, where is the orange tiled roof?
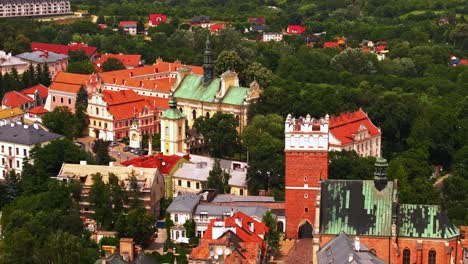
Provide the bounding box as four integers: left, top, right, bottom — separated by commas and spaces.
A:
95, 54, 142, 68
100, 90, 164, 120
98, 60, 203, 77
329, 109, 381, 145
49, 82, 82, 94
2, 91, 33, 107
99, 74, 175, 94
21, 84, 48, 98
53, 72, 90, 85
28, 106, 49, 115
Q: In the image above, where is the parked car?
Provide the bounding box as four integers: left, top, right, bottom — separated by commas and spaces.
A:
109, 141, 119, 147
123, 146, 131, 152
74, 141, 85, 150
138, 150, 149, 156
131, 148, 140, 154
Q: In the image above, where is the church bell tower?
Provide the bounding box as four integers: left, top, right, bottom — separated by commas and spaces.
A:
160, 97, 186, 155
203, 35, 214, 84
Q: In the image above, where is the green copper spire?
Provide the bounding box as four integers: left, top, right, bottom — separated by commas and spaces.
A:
203, 35, 214, 84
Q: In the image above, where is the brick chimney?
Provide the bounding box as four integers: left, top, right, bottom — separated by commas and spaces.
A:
119, 238, 134, 262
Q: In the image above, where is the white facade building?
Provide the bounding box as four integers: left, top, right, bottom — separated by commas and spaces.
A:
0, 0, 71, 18
0, 122, 63, 178
262, 32, 283, 42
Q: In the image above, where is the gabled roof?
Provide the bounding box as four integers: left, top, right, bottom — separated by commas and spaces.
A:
191, 15, 210, 23
2, 91, 33, 107
16, 50, 68, 63
119, 21, 137, 28
210, 23, 225, 32
166, 193, 201, 213
28, 106, 49, 115
121, 153, 188, 174
100, 90, 162, 120
323, 42, 339, 48
31, 42, 97, 58
0, 107, 24, 119
320, 180, 394, 236
398, 204, 459, 239
21, 84, 48, 98
0, 122, 63, 145
329, 109, 381, 145
287, 25, 306, 34
95, 54, 141, 69
49, 72, 91, 94
317, 232, 387, 264
174, 75, 250, 106
99, 60, 203, 77
99, 73, 175, 94
149, 14, 167, 26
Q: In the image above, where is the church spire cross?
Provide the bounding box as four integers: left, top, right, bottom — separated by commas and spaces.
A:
203, 35, 214, 84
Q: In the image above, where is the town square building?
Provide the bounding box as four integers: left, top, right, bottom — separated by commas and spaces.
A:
0, 0, 71, 17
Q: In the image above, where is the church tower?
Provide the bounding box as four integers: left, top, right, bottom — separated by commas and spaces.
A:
284, 114, 329, 239
160, 97, 186, 155
203, 35, 214, 84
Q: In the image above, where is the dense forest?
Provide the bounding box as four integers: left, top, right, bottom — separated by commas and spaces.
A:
0, 0, 467, 261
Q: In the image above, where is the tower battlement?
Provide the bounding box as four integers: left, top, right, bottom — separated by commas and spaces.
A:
285, 114, 330, 151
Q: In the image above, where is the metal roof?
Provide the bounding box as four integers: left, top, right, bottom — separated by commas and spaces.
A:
320, 180, 393, 236
0, 122, 63, 145
166, 193, 201, 213
16, 51, 68, 63
194, 204, 268, 218
211, 194, 275, 203
398, 204, 459, 239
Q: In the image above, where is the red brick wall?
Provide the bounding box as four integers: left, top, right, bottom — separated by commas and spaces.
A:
319, 234, 460, 264
285, 151, 328, 239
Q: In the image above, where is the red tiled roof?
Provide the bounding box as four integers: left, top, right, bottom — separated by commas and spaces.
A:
121, 153, 188, 174
49, 83, 82, 94
323, 42, 339, 48
28, 106, 49, 115
149, 14, 167, 26
99, 74, 175, 94
119, 21, 137, 27
100, 90, 163, 120
248, 17, 266, 25
210, 23, 225, 32
329, 109, 381, 145
95, 54, 141, 69
21, 84, 48, 98
2, 91, 33, 107
99, 60, 203, 77
459, 59, 468, 65
102, 89, 142, 105
98, 24, 107, 29
53, 72, 90, 85
31, 42, 97, 57
375, 45, 386, 52
287, 25, 306, 35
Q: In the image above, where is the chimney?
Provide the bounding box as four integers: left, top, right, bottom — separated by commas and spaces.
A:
119, 238, 134, 262
373, 157, 388, 191
354, 237, 360, 251
80, 160, 87, 165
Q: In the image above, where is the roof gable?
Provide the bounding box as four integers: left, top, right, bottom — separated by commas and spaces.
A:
0, 123, 63, 145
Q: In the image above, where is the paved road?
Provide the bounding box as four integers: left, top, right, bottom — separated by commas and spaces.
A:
285, 239, 313, 264
145, 228, 167, 254
76, 137, 138, 164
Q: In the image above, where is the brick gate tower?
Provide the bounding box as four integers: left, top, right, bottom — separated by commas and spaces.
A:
285, 114, 329, 239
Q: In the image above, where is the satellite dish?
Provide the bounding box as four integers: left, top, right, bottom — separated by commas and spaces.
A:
216, 248, 223, 255
224, 248, 231, 255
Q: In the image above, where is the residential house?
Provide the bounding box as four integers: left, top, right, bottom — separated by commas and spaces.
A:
0, 122, 63, 178
451, 55, 468, 67
119, 21, 138, 36
2, 84, 48, 111
287, 25, 306, 35
190, 15, 210, 28
98, 24, 107, 29
167, 193, 202, 243
172, 38, 261, 131
45, 72, 100, 112
95, 238, 158, 264
0, 50, 28, 75
172, 154, 249, 197
0, 0, 71, 17
328, 108, 382, 157
262, 32, 283, 42
16, 50, 68, 78
189, 211, 269, 264
87, 89, 167, 141
148, 13, 167, 27
317, 232, 387, 264
360, 40, 389, 61
209, 23, 225, 34
121, 153, 190, 197
94, 54, 142, 72
248, 17, 266, 26
31, 42, 98, 61
0, 107, 24, 126
323, 41, 339, 48
56, 162, 165, 227
24, 106, 49, 123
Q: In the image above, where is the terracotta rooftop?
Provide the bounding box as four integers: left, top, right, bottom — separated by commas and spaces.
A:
95, 54, 142, 69
121, 153, 188, 174
31, 42, 97, 57
329, 109, 381, 145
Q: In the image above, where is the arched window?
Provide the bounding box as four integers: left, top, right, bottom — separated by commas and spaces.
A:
192, 110, 196, 120
174, 214, 178, 223
428, 249, 436, 264
403, 248, 410, 264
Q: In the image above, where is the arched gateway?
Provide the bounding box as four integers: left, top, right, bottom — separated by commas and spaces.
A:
298, 220, 313, 239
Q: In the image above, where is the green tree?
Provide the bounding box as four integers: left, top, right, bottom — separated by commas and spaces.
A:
92, 139, 112, 165
88, 173, 114, 230
262, 210, 280, 255
127, 174, 143, 210
42, 106, 75, 139
193, 112, 241, 158
102, 57, 126, 72
1, 170, 22, 207
67, 61, 95, 74
108, 173, 126, 217
68, 49, 89, 62
330, 48, 377, 74
74, 85, 89, 137
244, 62, 275, 88
206, 159, 231, 194
214, 50, 245, 76
329, 151, 375, 180
39, 63, 51, 87
242, 114, 284, 196
442, 175, 468, 225
115, 208, 156, 245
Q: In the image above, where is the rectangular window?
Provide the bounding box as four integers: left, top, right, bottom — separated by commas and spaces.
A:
16, 160, 20, 168
187, 181, 191, 188
53, 96, 56, 102
60, 97, 63, 103
16, 148, 19, 155
178, 180, 182, 186
23, 149, 27, 157
196, 182, 200, 189
240, 189, 244, 195
68, 98, 71, 104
